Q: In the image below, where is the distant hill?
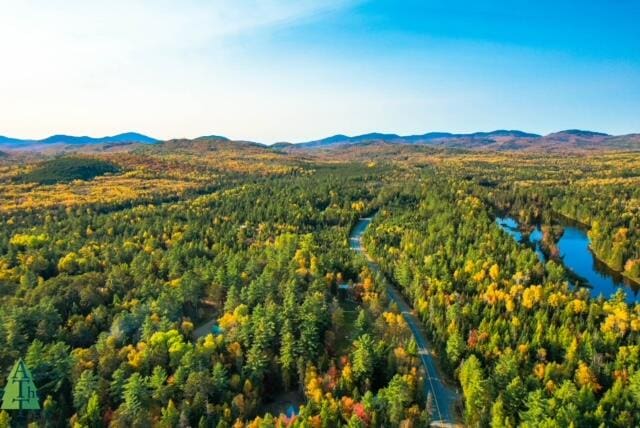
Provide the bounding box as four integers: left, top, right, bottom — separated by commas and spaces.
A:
194, 135, 230, 141
0, 132, 158, 149
472, 130, 640, 152
15, 157, 120, 184
296, 130, 541, 149
270, 142, 294, 150
3, 129, 639, 154
548, 129, 610, 138
290, 129, 640, 152
0, 136, 25, 147
147, 137, 267, 154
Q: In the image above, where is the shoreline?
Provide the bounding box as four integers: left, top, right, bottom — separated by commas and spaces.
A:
552, 211, 640, 288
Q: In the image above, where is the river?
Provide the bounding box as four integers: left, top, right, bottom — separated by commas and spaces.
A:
496, 217, 639, 303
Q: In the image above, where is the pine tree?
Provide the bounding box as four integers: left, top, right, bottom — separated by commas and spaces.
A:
110, 368, 127, 404
211, 362, 229, 402
259, 413, 276, 428
445, 332, 465, 365
20, 270, 37, 288
459, 355, 490, 426
382, 375, 411, 426
83, 392, 102, 428
355, 309, 368, 335
503, 377, 526, 419
279, 322, 296, 390
347, 414, 365, 428
224, 284, 241, 313
149, 366, 168, 402
160, 400, 180, 428
352, 334, 375, 383
520, 390, 548, 426
630, 370, 640, 405
491, 397, 508, 428
122, 373, 148, 418
73, 369, 99, 413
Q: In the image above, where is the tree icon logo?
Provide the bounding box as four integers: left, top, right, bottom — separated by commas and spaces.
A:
1, 359, 40, 410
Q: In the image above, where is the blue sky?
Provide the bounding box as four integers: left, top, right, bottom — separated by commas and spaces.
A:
1, 0, 639, 142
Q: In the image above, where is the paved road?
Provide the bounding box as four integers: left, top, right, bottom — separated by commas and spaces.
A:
350, 217, 461, 426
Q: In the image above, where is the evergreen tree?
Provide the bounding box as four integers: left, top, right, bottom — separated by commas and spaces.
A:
122, 373, 149, 419
160, 399, 180, 428
352, 334, 375, 383
82, 392, 102, 428
73, 369, 99, 413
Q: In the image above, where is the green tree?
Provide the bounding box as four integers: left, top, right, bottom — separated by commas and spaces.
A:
211, 362, 229, 402
149, 366, 169, 403
122, 373, 148, 418
352, 334, 375, 383
73, 369, 99, 413
160, 399, 180, 428
520, 390, 548, 427
109, 368, 127, 405
380, 375, 411, 426
459, 355, 490, 427
279, 325, 296, 390
82, 392, 102, 427
446, 332, 465, 366
491, 397, 509, 428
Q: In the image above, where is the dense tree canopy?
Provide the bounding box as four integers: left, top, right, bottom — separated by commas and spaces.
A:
0, 155, 428, 427
1, 145, 639, 426
365, 171, 640, 427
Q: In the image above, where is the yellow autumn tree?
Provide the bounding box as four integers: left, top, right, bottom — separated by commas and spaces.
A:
575, 362, 601, 392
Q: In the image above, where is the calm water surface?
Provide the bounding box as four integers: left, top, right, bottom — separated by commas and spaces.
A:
496, 217, 639, 303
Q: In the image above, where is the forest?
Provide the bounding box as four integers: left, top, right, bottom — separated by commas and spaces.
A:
15, 158, 120, 185
0, 142, 639, 427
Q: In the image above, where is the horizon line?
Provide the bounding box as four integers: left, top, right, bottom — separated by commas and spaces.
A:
3, 127, 638, 146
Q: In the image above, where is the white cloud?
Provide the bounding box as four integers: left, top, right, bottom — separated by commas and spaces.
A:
0, 0, 358, 139
0, 0, 355, 75
1, 1, 352, 48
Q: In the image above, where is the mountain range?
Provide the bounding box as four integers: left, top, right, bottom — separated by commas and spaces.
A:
1, 129, 640, 152
0, 132, 158, 149
285, 129, 640, 152
295, 130, 541, 148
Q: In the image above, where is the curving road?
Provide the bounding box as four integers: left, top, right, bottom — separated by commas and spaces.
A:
350, 217, 461, 427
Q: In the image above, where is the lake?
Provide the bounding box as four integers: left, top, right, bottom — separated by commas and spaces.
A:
496, 216, 640, 303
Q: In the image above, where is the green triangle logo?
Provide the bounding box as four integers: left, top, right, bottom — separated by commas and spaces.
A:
1, 359, 40, 410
